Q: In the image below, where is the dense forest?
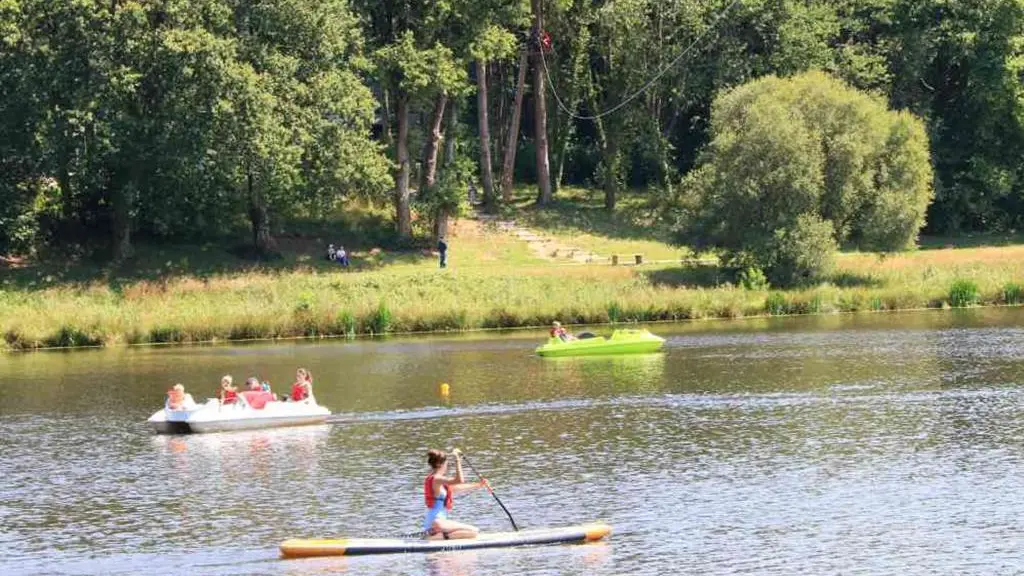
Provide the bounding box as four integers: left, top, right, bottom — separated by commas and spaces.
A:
2, 0, 1024, 260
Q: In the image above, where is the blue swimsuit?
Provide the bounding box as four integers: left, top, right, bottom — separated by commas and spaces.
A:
424, 485, 449, 532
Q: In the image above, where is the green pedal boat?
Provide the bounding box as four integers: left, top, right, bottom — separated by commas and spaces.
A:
535, 329, 665, 357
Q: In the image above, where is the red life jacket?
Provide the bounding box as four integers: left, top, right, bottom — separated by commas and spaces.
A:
222, 389, 238, 404
424, 474, 453, 510
291, 382, 309, 401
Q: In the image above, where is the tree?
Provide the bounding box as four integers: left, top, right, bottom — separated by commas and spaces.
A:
676, 71, 933, 285
372, 15, 467, 239
531, 0, 553, 205
470, 24, 519, 211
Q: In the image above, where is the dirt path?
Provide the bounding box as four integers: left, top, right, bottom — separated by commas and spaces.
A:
473, 210, 605, 263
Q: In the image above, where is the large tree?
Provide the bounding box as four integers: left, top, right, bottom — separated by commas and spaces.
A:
677, 71, 934, 285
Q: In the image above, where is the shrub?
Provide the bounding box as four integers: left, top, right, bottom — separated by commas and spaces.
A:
367, 301, 393, 334
673, 70, 933, 287
1002, 282, 1024, 305
948, 279, 980, 307
765, 292, 788, 315
606, 301, 623, 323
737, 266, 769, 290
764, 214, 837, 286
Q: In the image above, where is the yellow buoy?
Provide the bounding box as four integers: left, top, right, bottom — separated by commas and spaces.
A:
439, 383, 450, 396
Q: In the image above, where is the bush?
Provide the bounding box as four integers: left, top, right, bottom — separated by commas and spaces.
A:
948, 279, 980, 307
673, 71, 934, 286
765, 292, 789, 315
606, 301, 623, 322
764, 214, 838, 286
1002, 282, 1024, 305
367, 301, 393, 334
737, 267, 769, 290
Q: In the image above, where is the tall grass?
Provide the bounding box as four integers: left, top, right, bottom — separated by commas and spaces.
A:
5, 232, 1024, 351
948, 279, 980, 308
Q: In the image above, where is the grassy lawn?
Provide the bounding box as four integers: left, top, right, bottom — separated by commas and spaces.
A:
502, 186, 690, 261
3, 191, 1024, 351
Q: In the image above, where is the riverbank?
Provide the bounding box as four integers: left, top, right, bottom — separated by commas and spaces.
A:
3, 200, 1024, 351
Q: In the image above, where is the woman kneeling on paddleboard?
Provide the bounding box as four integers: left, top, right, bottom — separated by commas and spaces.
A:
424, 448, 487, 540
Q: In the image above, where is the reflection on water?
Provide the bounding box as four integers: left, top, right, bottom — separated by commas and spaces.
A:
4, 309, 1024, 574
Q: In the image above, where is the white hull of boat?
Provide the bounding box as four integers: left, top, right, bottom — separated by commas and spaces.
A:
147, 396, 330, 434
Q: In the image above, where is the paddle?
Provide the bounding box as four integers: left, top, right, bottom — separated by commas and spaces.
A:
458, 452, 519, 531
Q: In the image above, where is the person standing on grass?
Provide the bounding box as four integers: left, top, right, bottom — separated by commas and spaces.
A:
336, 245, 349, 268
438, 237, 448, 269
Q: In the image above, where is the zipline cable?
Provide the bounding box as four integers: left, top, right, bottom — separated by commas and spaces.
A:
538, 0, 743, 121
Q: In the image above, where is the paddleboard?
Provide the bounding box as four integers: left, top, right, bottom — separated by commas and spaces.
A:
280, 522, 611, 558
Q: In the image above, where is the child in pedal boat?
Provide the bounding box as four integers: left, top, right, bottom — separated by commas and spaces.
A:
550, 321, 575, 341
219, 375, 238, 404
290, 368, 313, 402
166, 383, 196, 410
423, 448, 488, 539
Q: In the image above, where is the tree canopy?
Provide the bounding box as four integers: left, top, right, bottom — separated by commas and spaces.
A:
2, 0, 1022, 260
676, 71, 933, 286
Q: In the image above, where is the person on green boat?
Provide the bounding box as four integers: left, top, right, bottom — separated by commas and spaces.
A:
550, 321, 575, 342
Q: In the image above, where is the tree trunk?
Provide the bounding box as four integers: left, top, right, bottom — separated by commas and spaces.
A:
433, 209, 450, 242
552, 120, 573, 193
111, 183, 134, 261
477, 59, 496, 212
531, 0, 552, 205
381, 88, 393, 149
501, 51, 528, 202
394, 95, 412, 239
421, 93, 448, 192
444, 99, 457, 167
247, 170, 276, 254
587, 71, 619, 212
603, 139, 619, 211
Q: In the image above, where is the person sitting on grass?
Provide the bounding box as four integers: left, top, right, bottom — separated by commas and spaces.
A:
336, 245, 349, 268
550, 321, 574, 342
219, 375, 238, 405
327, 244, 336, 262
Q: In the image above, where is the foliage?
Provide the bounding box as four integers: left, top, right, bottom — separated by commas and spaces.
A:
0, 0, 389, 257
948, 279, 980, 307
737, 267, 770, 291
416, 156, 475, 227
675, 71, 932, 285
4, 0, 1024, 258
1002, 282, 1024, 305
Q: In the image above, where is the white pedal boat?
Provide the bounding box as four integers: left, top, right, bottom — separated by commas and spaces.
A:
147, 390, 330, 434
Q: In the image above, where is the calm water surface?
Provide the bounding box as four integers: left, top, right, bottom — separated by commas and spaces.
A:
3, 310, 1024, 575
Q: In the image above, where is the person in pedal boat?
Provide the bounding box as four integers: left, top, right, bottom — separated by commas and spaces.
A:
424, 448, 488, 540
219, 375, 238, 404
550, 321, 575, 342
166, 383, 196, 410
290, 368, 313, 402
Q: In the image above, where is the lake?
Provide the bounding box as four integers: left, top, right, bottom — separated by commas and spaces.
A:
3, 309, 1024, 575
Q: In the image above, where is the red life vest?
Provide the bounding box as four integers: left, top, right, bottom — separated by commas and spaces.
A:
291, 382, 309, 401
222, 389, 238, 404
424, 474, 453, 510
